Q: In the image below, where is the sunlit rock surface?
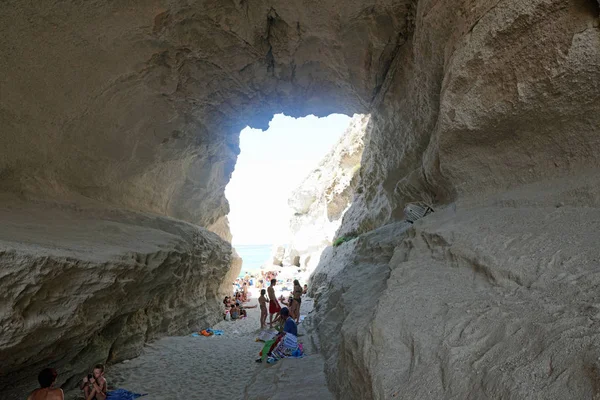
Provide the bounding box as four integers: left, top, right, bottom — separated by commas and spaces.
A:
286, 114, 367, 272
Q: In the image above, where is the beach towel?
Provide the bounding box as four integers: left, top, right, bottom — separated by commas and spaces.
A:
207, 329, 224, 336
106, 389, 147, 400
260, 338, 277, 362
270, 333, 301, 361
256, 330, 277, 342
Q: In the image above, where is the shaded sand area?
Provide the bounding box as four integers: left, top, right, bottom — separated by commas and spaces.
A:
67, 294, 331, 399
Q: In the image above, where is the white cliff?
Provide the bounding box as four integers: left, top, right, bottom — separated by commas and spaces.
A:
286, 114, 368, 271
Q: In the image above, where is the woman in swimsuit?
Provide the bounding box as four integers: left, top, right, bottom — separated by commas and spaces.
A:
291, 280, 303, 324
259, 289, 268, 329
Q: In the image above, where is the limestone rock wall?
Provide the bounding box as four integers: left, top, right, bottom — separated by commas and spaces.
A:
338, 0, 600, 236
0, 0, 412, 227
1, 0, 599, 399
0, 1, 413, 396
286, 114, 368, 271
0, 199, 232, 399
312, 176, 600, 399
310, 1, 600, 398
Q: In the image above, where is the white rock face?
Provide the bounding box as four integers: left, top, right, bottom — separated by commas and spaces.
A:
1, 0, 599, 398
312, 176, 600, 399
286, 114, 368, 271
0, 198, 233, 399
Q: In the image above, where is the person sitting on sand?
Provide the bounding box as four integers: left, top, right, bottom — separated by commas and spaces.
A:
255, 307, 300, 363
259, 289, 268, 329
303, 284, 308, 295
280, 306, 298, 337
230, 303, 240, 320
268, 278, 281, 327
237, 301, 248, 318
80, 364, 107, 400
28, 368, 64, 400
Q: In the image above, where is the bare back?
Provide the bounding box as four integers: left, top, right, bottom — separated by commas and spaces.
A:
28, 388, 64, 400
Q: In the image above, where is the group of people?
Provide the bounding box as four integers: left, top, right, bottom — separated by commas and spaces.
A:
255, 307, 301, 363
222, 295, 251, 320
27, 364, 106, 400
256, 279, 305, 329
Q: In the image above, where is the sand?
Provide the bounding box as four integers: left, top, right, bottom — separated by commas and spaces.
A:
66, 289, 331, 399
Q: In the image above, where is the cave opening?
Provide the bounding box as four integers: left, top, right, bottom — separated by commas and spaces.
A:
225, 112, 364, 277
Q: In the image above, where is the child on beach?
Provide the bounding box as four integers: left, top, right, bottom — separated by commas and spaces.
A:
230, 303, 240, 320
80, 364, 107, 400
259, 289, 268, 329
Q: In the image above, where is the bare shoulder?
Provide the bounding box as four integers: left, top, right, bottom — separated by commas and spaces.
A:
53, 388, 64, 400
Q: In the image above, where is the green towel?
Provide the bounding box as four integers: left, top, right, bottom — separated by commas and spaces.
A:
261, 339, 276, 361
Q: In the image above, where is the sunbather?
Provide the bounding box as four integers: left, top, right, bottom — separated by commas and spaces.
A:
28, 368, 63, 400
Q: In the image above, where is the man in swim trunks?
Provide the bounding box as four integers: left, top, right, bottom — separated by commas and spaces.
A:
267, 278, 281, 327
28, 368, 64, 400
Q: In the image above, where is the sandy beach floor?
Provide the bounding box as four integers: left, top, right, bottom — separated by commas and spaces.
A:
67, 290, 331, 399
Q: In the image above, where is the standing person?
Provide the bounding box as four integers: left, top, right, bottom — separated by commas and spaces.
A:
258, 289, 268, 329
28, 368, 64, 400
267, 278, 281, 327
242, 282, 249, 302
291, 280, 303, 324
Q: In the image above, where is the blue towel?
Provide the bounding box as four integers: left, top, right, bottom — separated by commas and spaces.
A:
106, 389, 147, 400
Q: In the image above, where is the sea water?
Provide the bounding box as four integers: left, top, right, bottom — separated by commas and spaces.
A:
233, 244, 276, 277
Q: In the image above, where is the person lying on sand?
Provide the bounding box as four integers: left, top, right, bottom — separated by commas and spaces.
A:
80, 364, 107, 400
28, 368, 64, 400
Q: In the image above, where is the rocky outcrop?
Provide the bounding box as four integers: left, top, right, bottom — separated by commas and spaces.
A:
312, 176, 600, 399
1, 0, 599, 399
310, 0, 600, 399
286, 114, 368, 272
0, 199, 233, 399
338, 0, 600, 237
1, 1, 409, 395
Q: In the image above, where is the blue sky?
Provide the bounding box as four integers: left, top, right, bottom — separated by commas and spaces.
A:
226, 113, 351, 245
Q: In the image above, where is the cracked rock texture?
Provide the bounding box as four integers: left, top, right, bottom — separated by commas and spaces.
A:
0, 198, 234, 399
310, 0, 600, 398
285, 114, 367, 272
1, 0, 600, 398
